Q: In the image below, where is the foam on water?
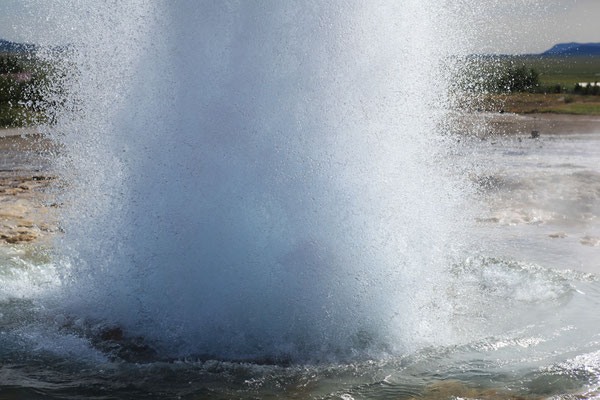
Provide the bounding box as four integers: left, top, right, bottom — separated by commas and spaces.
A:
0, 246, 60, 302
33, 1, 480, 361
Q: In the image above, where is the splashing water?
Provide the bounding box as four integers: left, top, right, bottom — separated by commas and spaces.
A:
31, 1, 476, 361
4, 2, 600, 399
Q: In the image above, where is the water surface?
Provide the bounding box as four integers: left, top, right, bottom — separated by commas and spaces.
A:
2, 127, 600, 399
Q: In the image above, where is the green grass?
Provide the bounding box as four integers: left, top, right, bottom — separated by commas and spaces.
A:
538, 103, 600, 115
466, 56, 600, 114
492, 55, 600, 88
0, 55, 52, 128
525, 56, 600, 86
0, 103, 44, 128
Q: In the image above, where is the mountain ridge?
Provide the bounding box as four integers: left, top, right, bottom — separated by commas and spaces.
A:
541, 42, 600, 56
0, 39, 36, 53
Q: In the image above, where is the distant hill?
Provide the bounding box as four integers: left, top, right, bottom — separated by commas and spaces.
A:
542, 43, 600, 56
0, 39, 36, 53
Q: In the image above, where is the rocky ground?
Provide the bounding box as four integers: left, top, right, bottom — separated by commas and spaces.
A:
491, 93, 600, 115
2, 112, 599, 246
450, 112, 600, 137
0, 174, 58, 244
0, 128, 59, 245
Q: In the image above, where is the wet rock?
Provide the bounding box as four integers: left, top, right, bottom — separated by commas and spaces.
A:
413, 380, 537, 400
474, 175, 507, 191
94, 326, 158, 363
531, 130, 540, 138
580, 236, 600, 247
5, 232, 37, 244
0, 174, 57, 245
476, 217, 500, 223
549, 232, 567, 239
100, 326, 124, 342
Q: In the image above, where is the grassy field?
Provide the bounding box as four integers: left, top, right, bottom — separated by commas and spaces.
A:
0, 53, 50, 128
468, 55, 600, 90
466, 55, 600, 115
0, 104, 44, 128
515, 56, 600, 87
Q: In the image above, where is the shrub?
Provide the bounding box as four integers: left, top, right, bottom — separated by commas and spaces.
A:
0, 56, 24, 74
495, 65, 540, 93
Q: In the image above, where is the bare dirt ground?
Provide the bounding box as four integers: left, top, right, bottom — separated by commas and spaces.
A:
450, 112, 600, 137
490, 93, 600, 115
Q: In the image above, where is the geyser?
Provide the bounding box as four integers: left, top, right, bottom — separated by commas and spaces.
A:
42, 1, 473, 361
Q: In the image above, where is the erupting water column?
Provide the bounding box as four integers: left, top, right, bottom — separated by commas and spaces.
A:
45, 1, 473, 361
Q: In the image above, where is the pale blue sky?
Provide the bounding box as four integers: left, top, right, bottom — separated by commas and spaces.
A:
470, 0, 600, 54
1, 0, 598, 54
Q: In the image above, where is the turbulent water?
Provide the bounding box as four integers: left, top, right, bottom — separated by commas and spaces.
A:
1, 1, 600, 399
35, 1, 474, 361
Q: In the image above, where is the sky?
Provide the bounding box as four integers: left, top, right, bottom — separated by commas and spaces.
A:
0, 0, 598, 55
469, 0, 600, 54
